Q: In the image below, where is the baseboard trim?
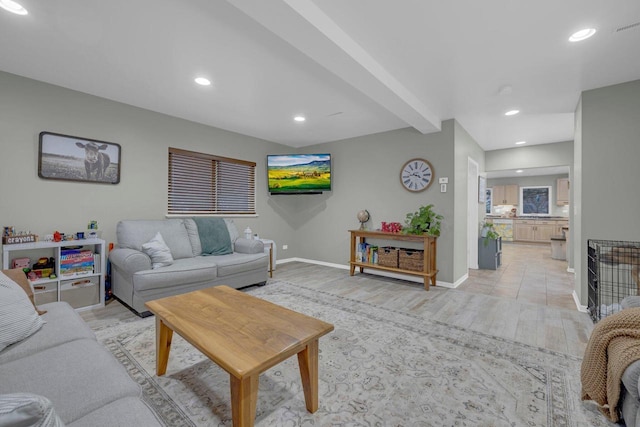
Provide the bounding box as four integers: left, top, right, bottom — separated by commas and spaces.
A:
276, 257, 458, 288
573, 290, 588, 312
276, 257, 348, 270
449, 273, 469, 289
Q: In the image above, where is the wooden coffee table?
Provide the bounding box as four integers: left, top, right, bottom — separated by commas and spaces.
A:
145, 285, 334, 427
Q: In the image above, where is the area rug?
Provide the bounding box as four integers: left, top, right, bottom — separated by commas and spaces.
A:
96, 280, 611, 426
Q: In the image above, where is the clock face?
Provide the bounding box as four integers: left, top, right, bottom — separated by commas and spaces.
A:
400, 158, 434, 192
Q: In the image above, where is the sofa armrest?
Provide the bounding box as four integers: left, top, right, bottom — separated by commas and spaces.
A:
234, 238, 264, 254
622, 296, 640, 310
109, 247, 152, 274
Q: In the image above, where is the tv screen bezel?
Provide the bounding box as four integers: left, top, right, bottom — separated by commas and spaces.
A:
266, 153, 332, 194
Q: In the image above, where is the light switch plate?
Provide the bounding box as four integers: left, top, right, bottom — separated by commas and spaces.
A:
439, 177, 448, 184
440, 183, 447, 192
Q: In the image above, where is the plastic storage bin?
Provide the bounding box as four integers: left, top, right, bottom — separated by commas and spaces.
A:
33, 281, 58, 306
60, 276, 100, 308
550, 235, 567, 260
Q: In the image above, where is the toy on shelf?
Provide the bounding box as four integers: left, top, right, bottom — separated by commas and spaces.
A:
2, 226, 37, 244
32, 257, 56, 279
380, 222, 403, 233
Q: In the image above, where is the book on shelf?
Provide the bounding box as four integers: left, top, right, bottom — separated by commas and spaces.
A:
93, 253, 101, 274
357, 243, 379, 264
60, 249, 94, 276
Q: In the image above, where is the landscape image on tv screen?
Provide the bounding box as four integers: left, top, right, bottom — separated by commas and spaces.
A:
267, 154, 331, 194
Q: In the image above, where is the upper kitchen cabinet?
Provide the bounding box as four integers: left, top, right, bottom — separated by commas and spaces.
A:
492, 184, 519, 205
556, 178, 569, 205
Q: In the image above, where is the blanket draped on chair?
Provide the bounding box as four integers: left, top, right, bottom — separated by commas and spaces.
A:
581, 307, 640, 422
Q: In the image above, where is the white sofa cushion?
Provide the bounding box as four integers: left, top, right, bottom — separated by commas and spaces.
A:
183, 218, 202, 256
141, 232, 174, 269
0, 271, 44, 353
0, 340, 141, 424
116, 219, 193, 260
0, 393, 65, 427
0, 302, 95, 365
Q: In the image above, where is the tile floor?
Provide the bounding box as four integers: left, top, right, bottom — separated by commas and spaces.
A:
457, 242, 577, 310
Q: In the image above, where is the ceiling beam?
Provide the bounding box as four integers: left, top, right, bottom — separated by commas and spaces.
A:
227, 0, 441, 134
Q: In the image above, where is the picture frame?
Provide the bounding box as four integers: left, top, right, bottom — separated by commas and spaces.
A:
38, 132, 121, 184
478, 175, 486, 203
485, 188, 492, 214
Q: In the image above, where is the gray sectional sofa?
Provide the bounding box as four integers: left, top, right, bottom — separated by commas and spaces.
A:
0, 269, 160, 426
110, 218, 269, 316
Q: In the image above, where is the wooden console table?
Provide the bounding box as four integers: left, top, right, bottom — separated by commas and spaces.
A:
349, 230, 438, 290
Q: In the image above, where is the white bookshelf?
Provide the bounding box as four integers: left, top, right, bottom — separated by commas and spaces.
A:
2, 239, 105, 310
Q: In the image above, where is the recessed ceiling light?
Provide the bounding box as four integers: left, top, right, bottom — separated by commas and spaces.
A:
515, 141, 527, 145
516, 170, 523, 173
0, 0, 28, 15
194, 77, 211, 86
505, 110, 520, 116
294, 116, 306, 122
569, 28, 596, 42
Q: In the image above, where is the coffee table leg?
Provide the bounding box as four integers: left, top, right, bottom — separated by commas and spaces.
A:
297, 339, 319, 413
230, 374, 259, 427
156, 317, 173, 376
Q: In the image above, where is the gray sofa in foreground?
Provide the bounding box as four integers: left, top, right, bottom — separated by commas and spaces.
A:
110, 218, 268, 316
0, 269, 160, 426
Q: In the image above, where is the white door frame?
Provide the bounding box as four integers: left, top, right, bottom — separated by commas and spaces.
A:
468, 157, 479, 269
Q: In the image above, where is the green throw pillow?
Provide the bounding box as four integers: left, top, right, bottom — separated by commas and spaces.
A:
193, 217, 233, 255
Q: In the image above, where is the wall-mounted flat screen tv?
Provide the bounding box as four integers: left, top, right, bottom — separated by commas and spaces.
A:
267, 154, 331, 194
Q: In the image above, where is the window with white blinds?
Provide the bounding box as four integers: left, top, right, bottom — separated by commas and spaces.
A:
168, 148, 256, 215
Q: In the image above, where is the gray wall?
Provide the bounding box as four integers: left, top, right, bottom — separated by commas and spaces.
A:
297, 122, 460, 283
573, 97, 584, 300
0, 71, 294, 259
0, 71, 485, 286
575, 79, 640, 305
485, 141, 573, 171
453, 121, 486, 280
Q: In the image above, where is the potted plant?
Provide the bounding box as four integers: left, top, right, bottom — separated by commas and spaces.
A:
403, 204, 443, 236
480, 221, 500, 246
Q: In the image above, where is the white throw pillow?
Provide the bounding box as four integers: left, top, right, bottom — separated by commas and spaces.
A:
224, 219, 240, 251
141, 232, 174, 269
0, 393, 65, 427
0, 272, 44, 353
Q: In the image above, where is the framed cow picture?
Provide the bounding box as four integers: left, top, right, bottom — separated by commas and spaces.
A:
38, 132, 121, 184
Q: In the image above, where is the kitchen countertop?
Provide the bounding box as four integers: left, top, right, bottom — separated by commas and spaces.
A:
514, 216, 568, 220
486, 216, 568, 220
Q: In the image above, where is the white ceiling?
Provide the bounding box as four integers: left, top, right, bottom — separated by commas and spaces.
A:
1, 0, 639, 151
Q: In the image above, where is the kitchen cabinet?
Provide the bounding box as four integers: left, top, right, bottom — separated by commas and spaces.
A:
514, 219, 566, 243
514, 221, 536, 241
492, 184, 519, 205
556, 178, 569, 205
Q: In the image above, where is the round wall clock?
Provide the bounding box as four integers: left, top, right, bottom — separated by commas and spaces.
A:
400, 158, 434, 192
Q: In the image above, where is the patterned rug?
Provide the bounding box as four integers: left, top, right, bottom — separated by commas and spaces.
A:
95, 280, 611, 426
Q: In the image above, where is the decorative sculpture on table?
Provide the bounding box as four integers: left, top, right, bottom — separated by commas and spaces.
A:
357, 210, 370, 230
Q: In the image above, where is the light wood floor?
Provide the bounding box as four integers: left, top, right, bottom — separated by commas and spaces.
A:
82, 243, 594, 358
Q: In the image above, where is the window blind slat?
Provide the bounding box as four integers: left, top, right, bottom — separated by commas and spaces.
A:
168, 148, 256, 215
